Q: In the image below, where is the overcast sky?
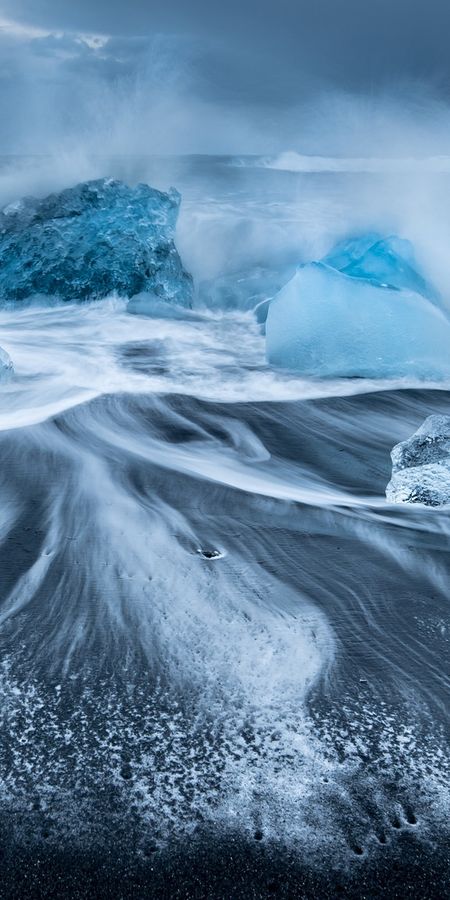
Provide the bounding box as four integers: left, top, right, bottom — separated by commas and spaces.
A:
1, 1, 450, 154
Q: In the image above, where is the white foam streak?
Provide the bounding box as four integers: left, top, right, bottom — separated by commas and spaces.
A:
0, 427, 335, 708
1, 301, 450, 434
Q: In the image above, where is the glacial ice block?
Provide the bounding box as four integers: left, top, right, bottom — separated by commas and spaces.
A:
266, 261, 450, 379
0, 178, 193, 306
386, 415, 450, 506
0, 346, 13, 381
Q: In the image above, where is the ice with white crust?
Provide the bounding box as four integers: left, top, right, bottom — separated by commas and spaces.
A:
386, 415, 450, 506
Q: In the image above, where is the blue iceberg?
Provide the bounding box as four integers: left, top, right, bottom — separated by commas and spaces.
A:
0, 178, 193, 306
386, 415, 450, 506
266, 235, 450, 378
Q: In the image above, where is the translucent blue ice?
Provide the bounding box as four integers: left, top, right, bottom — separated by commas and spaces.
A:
0, 179, 193, 306
323, 233, 438, 301
266, 236, 450, 379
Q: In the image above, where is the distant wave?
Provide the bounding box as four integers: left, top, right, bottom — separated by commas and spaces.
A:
240, 151, 450, 174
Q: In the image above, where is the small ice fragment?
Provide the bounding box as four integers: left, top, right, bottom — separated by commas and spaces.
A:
386, 415, 450, 506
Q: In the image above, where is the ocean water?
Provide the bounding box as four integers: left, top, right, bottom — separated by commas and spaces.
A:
0, 155, 448, 897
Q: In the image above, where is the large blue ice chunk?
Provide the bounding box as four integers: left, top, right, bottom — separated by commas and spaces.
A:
0, 178, 193, 306
266, 236, 450, 378
386, 415, 450, 506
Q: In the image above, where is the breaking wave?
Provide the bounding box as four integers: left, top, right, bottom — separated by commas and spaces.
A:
243, 152, 450, 174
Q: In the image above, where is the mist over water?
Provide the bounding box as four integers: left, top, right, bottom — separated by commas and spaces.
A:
0, 140, 449, 896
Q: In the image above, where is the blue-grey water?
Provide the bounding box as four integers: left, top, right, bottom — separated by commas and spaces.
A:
0, 155, 448, 898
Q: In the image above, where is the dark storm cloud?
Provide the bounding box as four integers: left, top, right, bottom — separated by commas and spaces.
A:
1, 0, 450, 157
3, 0, 450, 100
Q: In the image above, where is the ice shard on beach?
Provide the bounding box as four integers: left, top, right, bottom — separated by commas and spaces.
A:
266, 234, 450, 378
0, 178, 193, 306
386, 415, 450, 506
